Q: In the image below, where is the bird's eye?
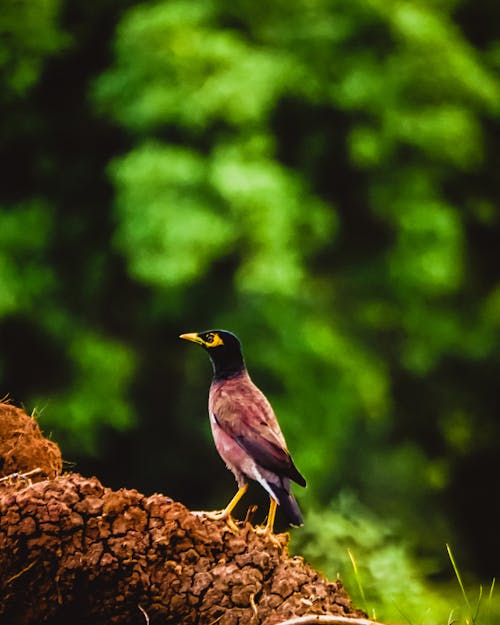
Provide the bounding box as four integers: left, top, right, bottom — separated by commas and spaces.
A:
204, 332, 224, 347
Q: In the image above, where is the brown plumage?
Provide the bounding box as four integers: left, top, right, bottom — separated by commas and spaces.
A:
180, 329, 306, 531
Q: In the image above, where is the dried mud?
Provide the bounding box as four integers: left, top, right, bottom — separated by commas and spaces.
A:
0, 402, 363, 625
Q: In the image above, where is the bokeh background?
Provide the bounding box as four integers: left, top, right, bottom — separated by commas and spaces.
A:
1, 0, 499, 622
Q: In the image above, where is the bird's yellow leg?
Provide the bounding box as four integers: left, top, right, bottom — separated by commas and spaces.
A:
255, 498, 282, 544
265, 498, 278, 533
223, 483, 249, 517
200, 484, 248, 531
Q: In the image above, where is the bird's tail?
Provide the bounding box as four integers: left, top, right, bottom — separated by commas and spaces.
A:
269, 480, 303, 527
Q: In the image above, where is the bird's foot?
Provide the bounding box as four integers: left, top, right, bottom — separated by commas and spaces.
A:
191, 509, 240, 533
254, 524, 285, 547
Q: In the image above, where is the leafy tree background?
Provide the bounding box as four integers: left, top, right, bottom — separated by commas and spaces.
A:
1, 0, 500, 621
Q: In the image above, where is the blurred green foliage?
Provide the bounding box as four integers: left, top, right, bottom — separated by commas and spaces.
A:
296, 497, 500, 625
0, 0, 67, 96
0, 201, 55, 316
1, 0, 500, 621
296, 497, 449, 624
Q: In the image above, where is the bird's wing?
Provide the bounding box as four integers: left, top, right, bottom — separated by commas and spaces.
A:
211, 381, 306, 486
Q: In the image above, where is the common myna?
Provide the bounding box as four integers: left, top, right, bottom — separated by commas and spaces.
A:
179, 329, 306, 532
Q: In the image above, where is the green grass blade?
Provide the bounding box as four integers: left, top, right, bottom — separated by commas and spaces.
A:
347, 548, 370, 617
446, 543, 472, 615
488, 577, 496, 600
485, 578, 495, 625
394, 603, 414, 625
471, 584, 483, 624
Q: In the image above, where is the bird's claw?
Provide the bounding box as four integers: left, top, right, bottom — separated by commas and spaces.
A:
192, 510, 240, 533
254, 525, 285, 547
204, 509, 240, 532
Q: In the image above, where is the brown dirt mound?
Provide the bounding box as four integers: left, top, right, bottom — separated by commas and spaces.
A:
0, 402, 366, 625
0, 473, 361, 625
0, 401, 62, 480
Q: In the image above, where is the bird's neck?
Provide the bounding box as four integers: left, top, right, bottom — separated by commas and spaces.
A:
209, 354, 246, 382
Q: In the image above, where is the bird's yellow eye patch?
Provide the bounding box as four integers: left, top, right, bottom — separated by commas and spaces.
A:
204, 332, 224, 348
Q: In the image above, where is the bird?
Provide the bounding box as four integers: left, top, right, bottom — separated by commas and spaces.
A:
179, 329, 306, 533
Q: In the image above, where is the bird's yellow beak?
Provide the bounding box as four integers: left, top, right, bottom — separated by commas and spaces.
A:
179, 332, 205, 346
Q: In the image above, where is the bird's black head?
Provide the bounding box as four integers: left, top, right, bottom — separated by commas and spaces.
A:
179, 329, 245, 380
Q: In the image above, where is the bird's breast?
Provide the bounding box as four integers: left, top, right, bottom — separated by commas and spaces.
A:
209, 410, 261, 482
209, 412, 241, 460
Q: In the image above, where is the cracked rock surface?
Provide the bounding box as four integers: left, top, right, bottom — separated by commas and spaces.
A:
0, 402, 364, 625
